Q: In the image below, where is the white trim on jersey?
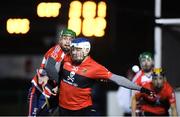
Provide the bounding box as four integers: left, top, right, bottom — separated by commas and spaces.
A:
41, 57, 46, 65
132, 70, 143, 83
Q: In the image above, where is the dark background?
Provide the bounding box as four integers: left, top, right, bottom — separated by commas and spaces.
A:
0, 0, 180, 115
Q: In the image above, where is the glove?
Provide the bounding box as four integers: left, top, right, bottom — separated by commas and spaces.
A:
42, 83, 57, 98
140, 87, 155, 97
37, 69, 49, 86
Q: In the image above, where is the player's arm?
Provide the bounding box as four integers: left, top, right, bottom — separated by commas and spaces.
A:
169, 89, 178, 116
170, 103, 178, 116
109, 74, 152, 95
167, 85, 178, 116
131, 95, 137, 116
45, 57, 59, 82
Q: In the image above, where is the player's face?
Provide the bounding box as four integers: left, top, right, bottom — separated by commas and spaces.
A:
59, 36, 74, 52
152, 76, 164, 91
70, 47, 85, 63
140, 58, 154, 72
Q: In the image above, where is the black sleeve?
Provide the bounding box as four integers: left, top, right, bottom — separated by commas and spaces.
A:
45, 57, 59, 82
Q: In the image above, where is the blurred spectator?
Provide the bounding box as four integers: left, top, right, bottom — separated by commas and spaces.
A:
116, 68, 135, 116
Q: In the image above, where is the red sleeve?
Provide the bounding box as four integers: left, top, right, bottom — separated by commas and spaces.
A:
166, 82, 176, 104
132, 71, 143, 86
94, 64, 112, 79
44, 46, 55, 59
63, 54, 71, 62
47, 45, 64, 61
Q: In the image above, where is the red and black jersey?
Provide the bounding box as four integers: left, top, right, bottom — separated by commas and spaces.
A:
59, 56, 112, 110
135, 81, 176, 115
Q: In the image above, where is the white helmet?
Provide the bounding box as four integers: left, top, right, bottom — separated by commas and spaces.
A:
71, 37, 91, 56
70, 37, 91, 63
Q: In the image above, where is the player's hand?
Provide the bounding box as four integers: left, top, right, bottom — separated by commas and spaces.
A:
52, 86, 58, 94
44, 85, 57, 96
37, 69, 49, 86
140, 87, 155, 97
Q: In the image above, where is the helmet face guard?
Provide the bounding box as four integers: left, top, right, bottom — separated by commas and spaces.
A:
70, 38, 91, 63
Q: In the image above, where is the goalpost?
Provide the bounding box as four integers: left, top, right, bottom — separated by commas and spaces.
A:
155, 0, 180, 114
154, 0, 180, 68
